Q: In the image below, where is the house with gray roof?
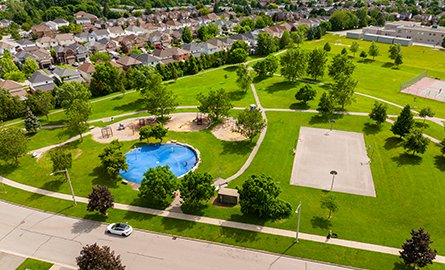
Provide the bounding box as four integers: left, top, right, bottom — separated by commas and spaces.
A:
28, 70, 56, 92
132, 53, 161, 67
52, 67, 83, 83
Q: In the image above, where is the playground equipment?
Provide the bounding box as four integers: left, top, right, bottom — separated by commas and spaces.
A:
101, 126, 113, 138
196, 113, 204, 125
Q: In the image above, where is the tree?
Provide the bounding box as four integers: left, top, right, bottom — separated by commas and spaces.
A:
238, 174, 292, 219
307, 48, 327, 80
150, 123, 168, 142
236, 64, 252, 92
24, 108, 40, 133
391, 105, 414, 138
0, 127, 28, 163
49, 147, 72, 172
197, 88, 233, 122
256, 32, 278, 56
21, 58, 39, 77
90, 62, 124, 97
253, 55, 278, 77
76, 243, 125, 270
279, 30, 292, 49
139, 126, 152, 142
368, 42, 380, 60
3, 71, 26, 82
0, 56, 19, 76
179, 171, 215, 209
0, 89, 25, 122
98, 140, 128, 179
26, 90, 55, 119
139, 166, 178, 205
295, 84, 317, 105
320, 194, 338, 219
441, 138, 445, 156
323, 42, 331, 52
403, 128, 429, 155
400, 228, 437, 269
419, 107, 435, 124
388, 44, 401, 60
228, 48, 248, 64
328, 54, 356, 79
329, 74, 357, 110
55, 81, 91, 110
90, 52, 112, 63
182, 26, 192, 43
317, 92, 335, 118
360, 50, 367, 60
236, 109, 265, 141
87, 185, 114, 215
350, 41, 360, 57
65, 99, 91, 141
231, 40, 249, 53
141, 72, 178, 118
369, 102, 388, 126
280, 48, 307, 82
394, 53, 403, 68
291, 31, 303, 47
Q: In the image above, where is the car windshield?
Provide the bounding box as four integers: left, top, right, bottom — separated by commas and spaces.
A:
114, 223, 129, 229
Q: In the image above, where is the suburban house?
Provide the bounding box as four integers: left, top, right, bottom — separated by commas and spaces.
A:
91, 29, 110, 41
17, 40, 37, 51
36, 36, 58, 49
0, 41, 16, 56
74, 11, 98, 24
125, 25, 145, 35
32, 23, 54, 38
77, 62, 96, 82
153, 47, 190, 63
53, 43, 88, 64
52, 67, 83, 83
75, 32, 95, 43
53, 19, 69, 29
55, 33, 76, 46
109, 26, 126, 38
28, 70, 56, 92
30, 49, 53, 68
116, 56, 142, 70
182, 42, 219, 57
132, 53, 161, 66
0, 79, 27, 99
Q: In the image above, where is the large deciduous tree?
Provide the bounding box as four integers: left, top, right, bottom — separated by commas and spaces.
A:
403, 128, 429, 155
328, 54, 356, 79
76, 243, 125, 270
197, 88, 233, 122
391, 105, 414, 138
65, 99, 91, 141
253, 55, 278, 77
179, 171, 215, 209
317, 92, 335, 118
139, 166, 178, 206
0, 127, 28, 163
320, 194, 338, 219
182, 26, 192, 43
26, 90, 55, 120
400, 228, 436, 269
295, 84, 317, 105
49, 147, 72, 172
235, 109, 265, 141
368, 42, 380, 60
307, 48, 327, 80
90, 62, 125, 97
280, 48, 307, 82
238, 174, 292, 219
150, 124, 168, 142
236, 64, 252, 92
369, 102, 388, 126
141, 72, 178, 119
256, 32, 278, 56
98, 140, 128, 179
329, 74, 357, 110
87, 185, 114, 215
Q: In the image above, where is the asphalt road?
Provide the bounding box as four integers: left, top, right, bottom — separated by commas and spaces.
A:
0, 201, 353, 270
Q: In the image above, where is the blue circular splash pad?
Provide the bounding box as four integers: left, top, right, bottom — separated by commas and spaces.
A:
120, 143, 198, 184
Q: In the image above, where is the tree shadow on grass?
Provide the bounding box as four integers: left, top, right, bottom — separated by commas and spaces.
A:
391, 153, 422, 166
414, 121, 429, 129
382, 62, 395, 68
434, 155, 445, 171
289, 102, 310, 110
224, 66, 237, 72
308, 114, 344, 125
40, 178, 65, 191
71, 215, 104, 234
310, 216, 332, 229
362, 123, 381, 135
0, 162, 19, 176
265, 81, 299, 93
219, 226, 259, 243
89, 166, 120, 189
227, 90, 246, 101
221, 140, 255, 155
384, 137, 404, 150
113, 98, 145, 112
128, 196, 170, 210
392, 261, 411, 270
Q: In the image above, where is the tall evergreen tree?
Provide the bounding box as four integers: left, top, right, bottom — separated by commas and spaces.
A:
24, 108, 40, 133
391, 105, 414, 138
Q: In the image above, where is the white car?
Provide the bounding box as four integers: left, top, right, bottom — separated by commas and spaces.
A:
106, 223, 133, 236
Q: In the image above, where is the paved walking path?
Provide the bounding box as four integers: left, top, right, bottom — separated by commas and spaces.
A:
1, 176, 444, 264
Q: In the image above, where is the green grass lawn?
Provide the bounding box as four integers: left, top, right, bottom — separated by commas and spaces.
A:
299, 34, 445, 118
1, 128, 252, 206
16, 258, 53, 270
0, 185, 432, 270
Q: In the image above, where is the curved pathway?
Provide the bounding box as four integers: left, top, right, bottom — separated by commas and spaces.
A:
1, 176, 444, 264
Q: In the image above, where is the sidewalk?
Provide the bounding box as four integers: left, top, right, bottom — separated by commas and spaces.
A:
0, 249, 75, 270
1, 176, 444, 264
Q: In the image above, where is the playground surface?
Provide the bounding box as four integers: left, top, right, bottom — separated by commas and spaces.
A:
290, 127, 376, 197
211, 117, 247, 141
401, 77, 445, 102
164, 112, 210, 132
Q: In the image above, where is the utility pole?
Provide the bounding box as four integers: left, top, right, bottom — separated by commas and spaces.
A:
50, 169, 76, 206
295, 201, 302, 242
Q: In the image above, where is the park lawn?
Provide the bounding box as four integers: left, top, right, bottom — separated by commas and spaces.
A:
16, 258, 53, 270
417, 121, 445, 141
196, 112, 445, 253
253, 75, 402, 115
300, 35, 445, 118
166, 66, 255, 108
1, 128, 252, 206
0, 185, 432, 270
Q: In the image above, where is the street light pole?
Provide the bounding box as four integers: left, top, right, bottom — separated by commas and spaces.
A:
295, 201, 302, 242
330, 170, 338, 191
50, 169, 76, 206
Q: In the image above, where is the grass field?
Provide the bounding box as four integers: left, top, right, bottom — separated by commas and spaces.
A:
16, 258, 53, 270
